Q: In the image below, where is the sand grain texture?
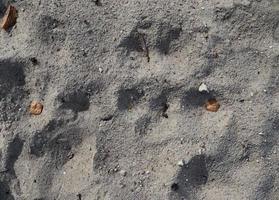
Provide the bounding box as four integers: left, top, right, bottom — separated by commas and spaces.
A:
0, 0, 278, 199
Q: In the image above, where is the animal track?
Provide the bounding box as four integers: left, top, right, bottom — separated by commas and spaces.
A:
149, 89, 173, 118
0, 60, 25, 97
214, 7, 236, 21
135, 115, 151, 135
273, 22, 279, 42
0, 180, 14, 200
37, 15, 66, 44
156, 24, 182, 55
181, 88, 215, 111
119, 21, 182, 58
259, 113, 279, 157
117, 87, 144, 111
30, 120, 83, 166
170, 155, 209, 199
5, 137, 24, 176
58, 91, 90, 112
0, 136, 24, 200
254, 175, 275, 200
56, 81, 102, 113
0, 60, 26, 122
118, 28, 145, 54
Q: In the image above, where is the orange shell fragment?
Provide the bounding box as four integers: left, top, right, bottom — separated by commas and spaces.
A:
1, 5, 18, 30
30, 101, 44, 115
205, 99, 220, 112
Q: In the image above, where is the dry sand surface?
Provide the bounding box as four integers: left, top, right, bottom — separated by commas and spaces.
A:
0, 0, 279, 199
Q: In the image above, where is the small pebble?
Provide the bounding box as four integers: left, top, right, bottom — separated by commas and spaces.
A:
98, 67, 103, 73
177, 160, 184, 167
198, 83, 208, 93
119, 170, 127, 176
258, 132, 264, 136
199, 148, 204, 155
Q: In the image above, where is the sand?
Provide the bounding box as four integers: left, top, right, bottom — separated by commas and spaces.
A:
0, 0, 278, 199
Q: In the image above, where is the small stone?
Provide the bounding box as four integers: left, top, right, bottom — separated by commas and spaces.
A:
258, 132, 264, 136
180, 138, 184, 144
98, 67, 103, 73
198, 83, 208, 93
67, 152, 74, 159
205, 99, 220, 112
119, 170, 127, 176
198, 148, 203, 155
29, 101, 43, 115
177, 160, 184, 167
145, 171, 150, 175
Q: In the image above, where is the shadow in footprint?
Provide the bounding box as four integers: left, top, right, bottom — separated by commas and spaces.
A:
30, 122, 83, 167
0, 181, 15, 200
37, 15, 66, 44
135, 115, 151, 135
170, 155, 209, 199
156, 25, 182, 55
0, 60, 26, 122
117, 87, 144, 111
118, 28, 144, 55
0, 2, 7, 16
5, 137, 24, 175
181, 88, 215, 110
260, 113, 279, 157
59, 91, 90, 113
253, 175, 275, 200
150, 91, 168, 111
0, 60, 25, 98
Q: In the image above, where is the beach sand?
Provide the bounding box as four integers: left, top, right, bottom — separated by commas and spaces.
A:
0, 0, 278, 199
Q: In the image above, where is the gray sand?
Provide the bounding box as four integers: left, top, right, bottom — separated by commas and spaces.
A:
0, 0, 278, 199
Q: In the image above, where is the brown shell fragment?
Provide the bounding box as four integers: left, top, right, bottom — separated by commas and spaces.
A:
1, 5, 18, 30
205, 99, 220, 112
30, 101, 44, 115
